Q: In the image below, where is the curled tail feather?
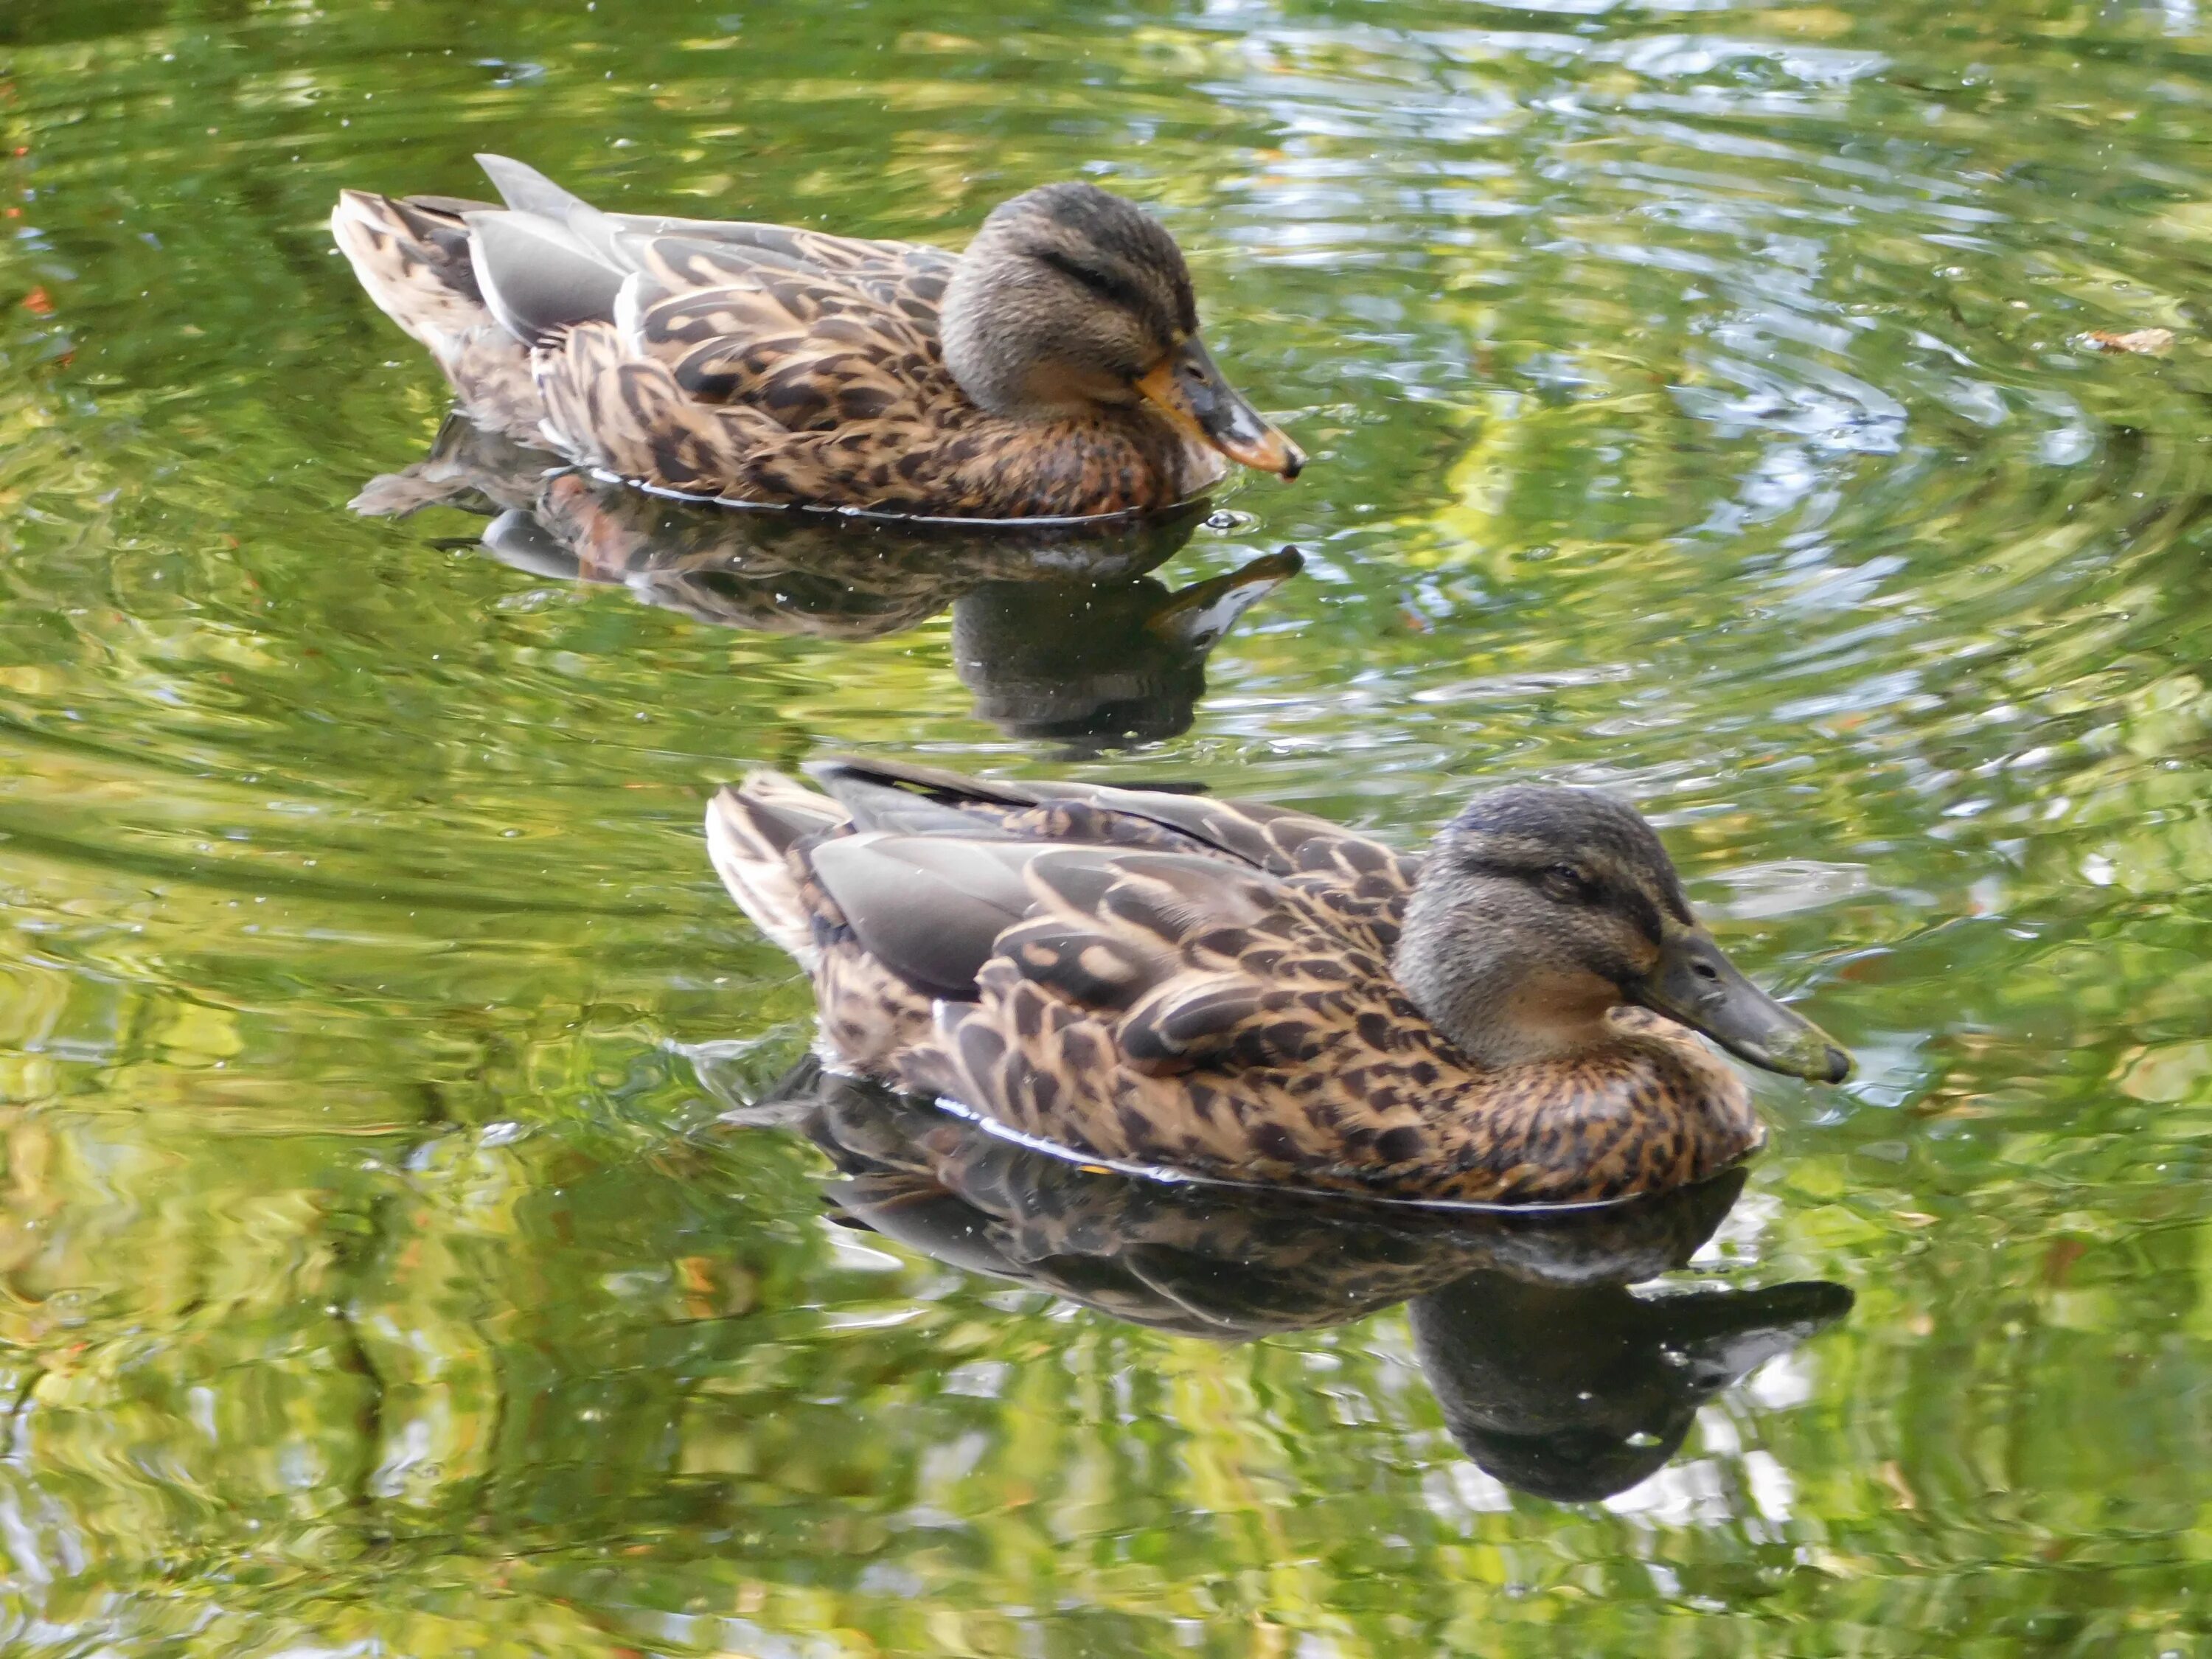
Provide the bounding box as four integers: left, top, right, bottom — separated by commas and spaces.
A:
705, 776, 849, 964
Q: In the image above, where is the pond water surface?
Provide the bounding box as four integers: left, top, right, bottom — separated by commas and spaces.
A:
4, 0, 2212, 1653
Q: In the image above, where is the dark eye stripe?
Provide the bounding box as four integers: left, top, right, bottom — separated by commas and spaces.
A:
1458, 856, 1587, 894
1457, 855, 1669, 945
1031, 246, 1155, 323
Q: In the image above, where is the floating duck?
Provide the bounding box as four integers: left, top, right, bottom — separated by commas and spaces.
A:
333, 156, 1304, 518
705, 757, 1852, 1204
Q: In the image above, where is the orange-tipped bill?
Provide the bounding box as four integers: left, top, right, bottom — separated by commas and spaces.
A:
1136, 336, 1304, 480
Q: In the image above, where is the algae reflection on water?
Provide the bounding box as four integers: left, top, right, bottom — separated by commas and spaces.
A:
4, 0, 2212, 1654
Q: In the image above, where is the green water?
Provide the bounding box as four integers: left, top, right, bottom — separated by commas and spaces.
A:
4, 0, 2212, 1650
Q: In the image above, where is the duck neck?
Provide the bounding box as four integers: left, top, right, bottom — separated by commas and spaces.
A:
1394, 897, 1624, 1071
945, 232, 1171, 426
942, 262, 1020, 417
941, 258, 1083, 422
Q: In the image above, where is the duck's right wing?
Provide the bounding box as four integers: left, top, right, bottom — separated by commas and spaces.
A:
792, 820, 1318, 1065
990, 847, 1407, 1077
476, 153, 932, 290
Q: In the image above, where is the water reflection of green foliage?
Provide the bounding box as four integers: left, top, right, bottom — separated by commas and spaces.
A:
4, 0, 2212, 1652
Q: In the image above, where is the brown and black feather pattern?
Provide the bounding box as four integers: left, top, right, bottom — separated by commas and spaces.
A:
707, 759, 1762, 1205
333, 161, 1225, 518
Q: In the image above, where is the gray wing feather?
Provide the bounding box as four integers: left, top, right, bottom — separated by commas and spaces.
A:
810, 835, 1062, 1000
477, 153, 644, 273
817, 775, 1018, 838
476, 154, 894, 278
476, 153, 593, 223
465, 156, 947, 350
610, 223, 821, 277
804, 756, 1054, 808
465, 211, 627, 344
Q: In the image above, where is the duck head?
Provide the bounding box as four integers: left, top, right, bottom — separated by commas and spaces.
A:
940, 182, 1304, 480
1396, 784, 1852, 1082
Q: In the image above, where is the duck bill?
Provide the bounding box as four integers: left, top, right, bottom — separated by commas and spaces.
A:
1630, 925, 1854, 1084
1136, 337, 1305, 480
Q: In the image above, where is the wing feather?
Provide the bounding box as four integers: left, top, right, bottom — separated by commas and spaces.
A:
808, 834, 1054, 1000
623, 265, 945, 423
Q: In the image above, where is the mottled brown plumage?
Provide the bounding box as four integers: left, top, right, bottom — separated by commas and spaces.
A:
332, 157, 1304, 518
705, 759, 1854, 1205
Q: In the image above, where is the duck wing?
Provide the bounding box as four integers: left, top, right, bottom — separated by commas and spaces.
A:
475, 153, 933, 291
981, 848, 1406, 1077
796, 818, 1390, 1084
896, 842, 1481, 1186
612, 267, 947, 432
463, 155, 956, 428
801, 757, 1420, 959
807, 832, 1057, 1001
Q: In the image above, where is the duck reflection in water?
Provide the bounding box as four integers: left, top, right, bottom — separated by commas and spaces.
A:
354, 418, 1300, 751
739, 1060, 1851, 1504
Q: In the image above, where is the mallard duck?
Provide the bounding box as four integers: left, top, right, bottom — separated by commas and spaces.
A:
705, 758, 1854, 1204
332, 156, 1304, 519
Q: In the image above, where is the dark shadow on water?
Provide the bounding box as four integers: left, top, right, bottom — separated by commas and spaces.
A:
745, 1059, 1853, 1503
355, 416, 1301, 752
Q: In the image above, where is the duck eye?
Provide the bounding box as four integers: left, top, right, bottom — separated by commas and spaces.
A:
1540, 863, 1590, 901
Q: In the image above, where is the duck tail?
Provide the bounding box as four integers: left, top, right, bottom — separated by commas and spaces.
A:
334, 187, 551, 442
331, 188, 495, 349
705, 773, 847, 965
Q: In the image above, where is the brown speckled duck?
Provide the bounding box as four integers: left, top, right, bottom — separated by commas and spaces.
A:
333, 156, 1304, 518
706, 758, 1853, 1205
